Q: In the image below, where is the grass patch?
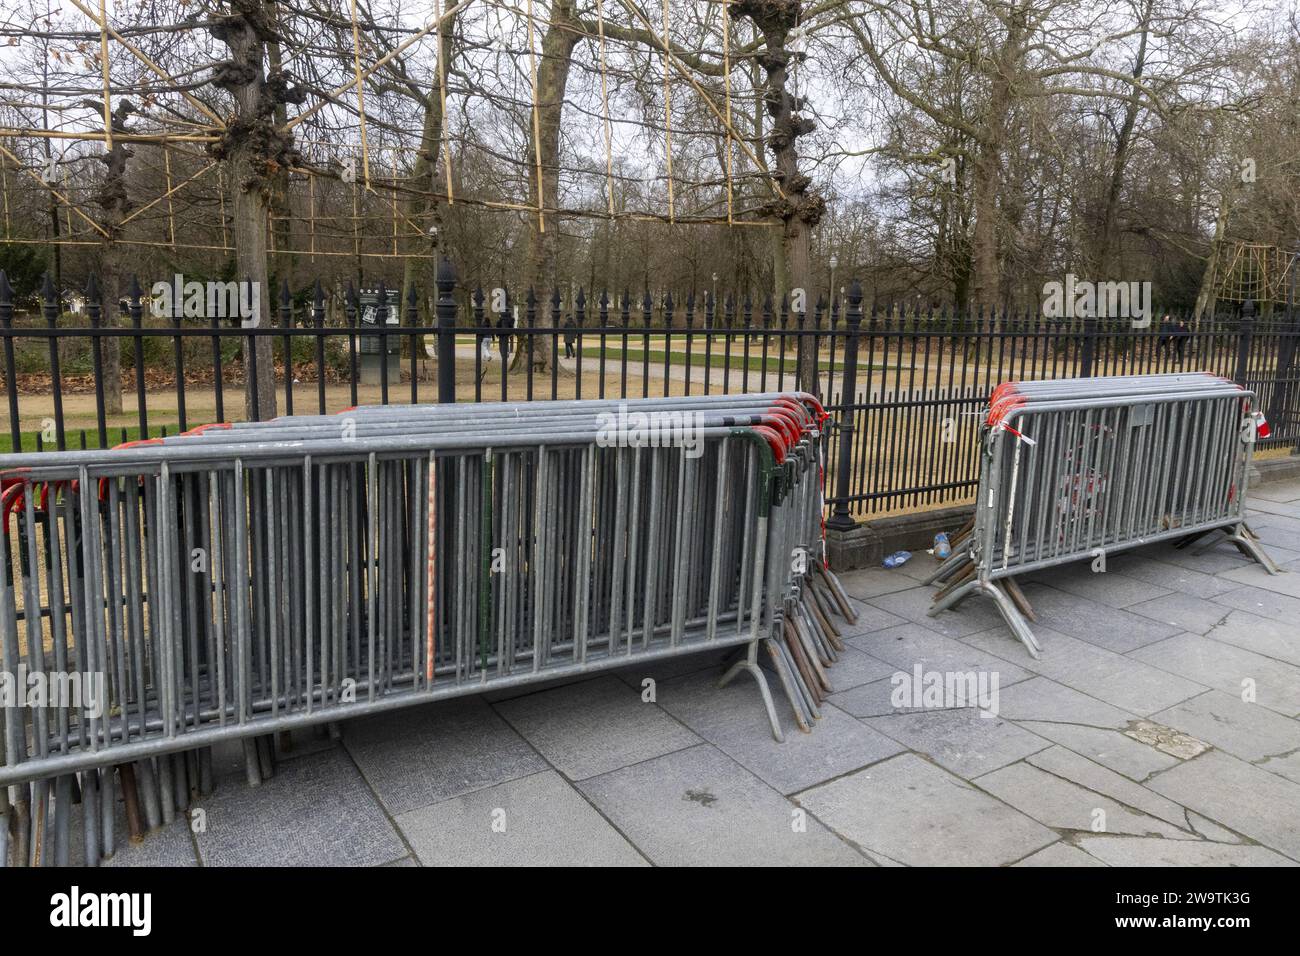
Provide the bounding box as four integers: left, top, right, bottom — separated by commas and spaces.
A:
0, 423, 180, 453
580, 345, 874, 375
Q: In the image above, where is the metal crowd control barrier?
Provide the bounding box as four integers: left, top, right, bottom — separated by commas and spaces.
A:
925, 373, 1279, 657
0, 393, 860, 865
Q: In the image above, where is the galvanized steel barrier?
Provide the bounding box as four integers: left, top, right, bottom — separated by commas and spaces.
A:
925, 373, 1279, 656
0, 392, 860, 865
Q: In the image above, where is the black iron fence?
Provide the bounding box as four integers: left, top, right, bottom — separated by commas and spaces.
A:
1, 259, 1297, 524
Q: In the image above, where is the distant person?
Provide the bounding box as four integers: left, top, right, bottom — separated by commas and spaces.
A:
563, 315, 577, 359
1157, 313, 1174, 354
1174, 318, 1190, 359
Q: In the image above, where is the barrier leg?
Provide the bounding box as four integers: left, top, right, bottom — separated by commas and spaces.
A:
1223, 523, 1281, 574
928, 577, 978, 616
762, 638, 811, 734
929, 578, 1041, 659
718, 639, 784, 743
924, 548, 970, 586
980, 581, 1042, 658
0, 785, 9, 867
1184, 523, 1281, 574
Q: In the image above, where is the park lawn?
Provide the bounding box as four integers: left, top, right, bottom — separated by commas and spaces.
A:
0, 422, 182, 453
577, 344, 872, 375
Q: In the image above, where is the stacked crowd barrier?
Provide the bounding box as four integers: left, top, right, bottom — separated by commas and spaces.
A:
0, 393, 860, 865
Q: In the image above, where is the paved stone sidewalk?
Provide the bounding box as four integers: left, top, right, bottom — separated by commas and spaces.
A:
105, 479, 1300, 866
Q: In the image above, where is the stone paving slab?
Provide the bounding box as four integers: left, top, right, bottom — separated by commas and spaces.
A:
838, 566, 922, 600
964, 627, 1207, 717
494, 674, 701, 781
994, 675, 1133, 728
1015, 719, 1179, 781
612, 649, 733, 688
1075, 835, 1297, 867
820, 645, 899, 691
1203, 609, 1300, 666
836, 598, 909, 637
192, 747, 406, 867
993, 678, 1183, 781
1129, 634, 1300, 717
395, 770, 647, 866
886, 556, 950, 585
1218, 563, 1300, 599
863, 708, 1050, 778
1014, 842, 1107, 866
974, 762, 1195, 840
1146, 750, 1300, 861
481, 673, 601, 703
1024, 564, 1171, 610
1235, 523, 1300, 558
658, 671, 905, 794
578, 744, 869, 866
1023, 746, 1196, 831
1125, 592, 1232, 635
1258, 751, 1300, 787
797, 752, 1056, 866
1016, 583, 1182, 653
1150, 545, 1253, 575
1210, 583, 1300, 623
344, 696, 547, 815
829, 674, 969, 719
863, 585, 1008, 638
1245, 483, 1300, 503
1103, 553, 1239, 598
1186, 812, 1246, 844
1151, 689, 1300, 770
68, 798, 198, 868
1245, 497, 1300, 518
850, 622, 1034, 684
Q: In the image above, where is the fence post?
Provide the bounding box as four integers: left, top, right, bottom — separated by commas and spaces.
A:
1235, 298, 1255, 387
1266, 253, 1299, 449
826, 279, 863, 532
1080, 312, 1098, 377
436, 256, 457, 404
41, 273, 66, 448
128, 276, 147, 437
86, 275, 107, 447
0, 271, 20, 448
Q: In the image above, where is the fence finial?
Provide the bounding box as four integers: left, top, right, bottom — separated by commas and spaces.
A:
436, 255, 457, 291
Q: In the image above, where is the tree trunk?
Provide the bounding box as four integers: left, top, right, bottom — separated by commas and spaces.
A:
1193, 190, 1233, 325
512, 0, 580, 374
1094, 0, 1154, 275
969, 10, 1026, 308
98, 239, 124, 416
265, 1, 293, 284
400, 4, 457, 317
735, 0, 824, 393
95, 99, 136, 417
210, 1, 305, 421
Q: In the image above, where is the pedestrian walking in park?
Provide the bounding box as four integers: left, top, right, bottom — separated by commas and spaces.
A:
563, 314, 577, 359
1157, 314, 1175, 354
1174, 317, 1190, 359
